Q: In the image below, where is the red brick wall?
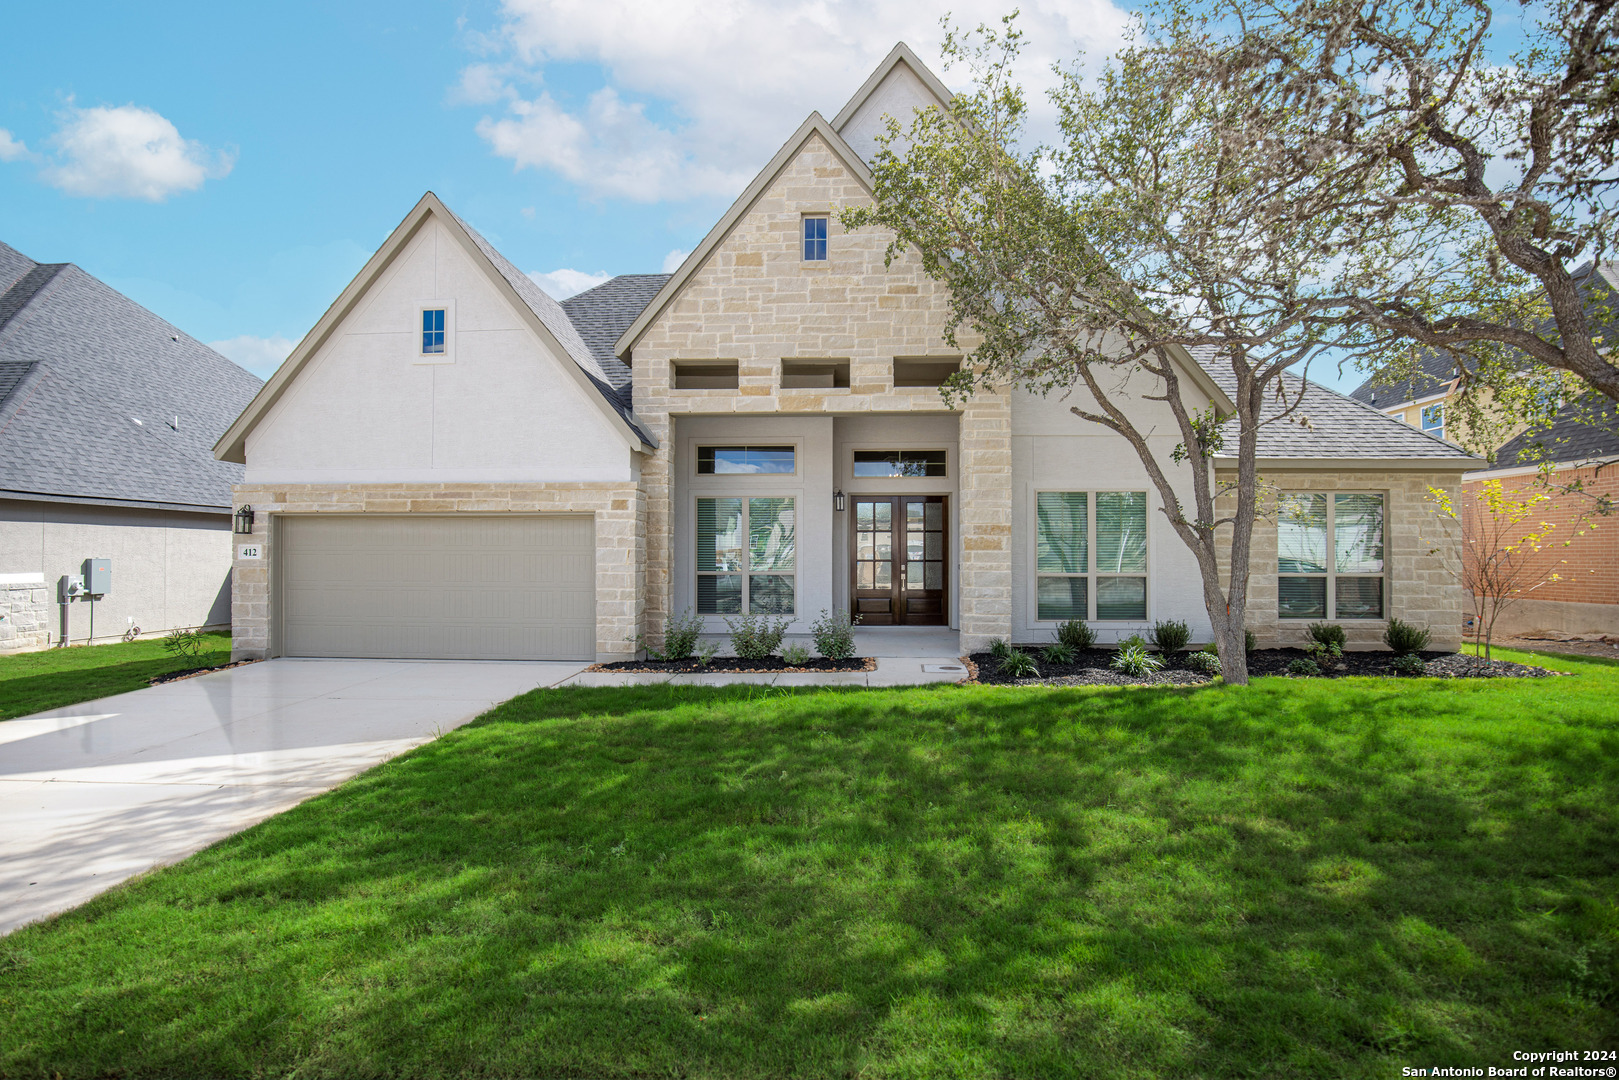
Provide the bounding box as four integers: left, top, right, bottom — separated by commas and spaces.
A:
1460, 465, 1619, 606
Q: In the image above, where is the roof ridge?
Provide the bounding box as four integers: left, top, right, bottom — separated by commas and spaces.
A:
0, 263, 66, 335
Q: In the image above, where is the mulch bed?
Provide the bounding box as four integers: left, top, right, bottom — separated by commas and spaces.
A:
970, 647, 1561, 686
149, 659, 262, 685
590, 656, 875, 674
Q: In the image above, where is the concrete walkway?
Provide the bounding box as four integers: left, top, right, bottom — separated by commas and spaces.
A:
0, 659, 580, 936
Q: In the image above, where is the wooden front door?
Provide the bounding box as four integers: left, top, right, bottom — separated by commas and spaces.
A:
851, 496, 948, 626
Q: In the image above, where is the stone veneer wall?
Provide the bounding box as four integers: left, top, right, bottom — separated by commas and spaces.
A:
229, 483, 645, 662
1214, 468, 1467, 651
0, 577, 50, 653
631, 132, 1013, 651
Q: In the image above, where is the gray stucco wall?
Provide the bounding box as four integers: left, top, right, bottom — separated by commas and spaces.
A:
0, 499, 233, 650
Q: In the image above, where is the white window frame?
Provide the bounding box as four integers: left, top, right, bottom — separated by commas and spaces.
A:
694, 494, 798, 617
1277, 491, 1388, 621
416, 299, 455, 365
1420, 402, 1445, 440
1031, 489, 1151, 624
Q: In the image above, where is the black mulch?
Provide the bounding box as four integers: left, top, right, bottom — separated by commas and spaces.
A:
149, 659, 262, 686
591, 656, 874, 674
970, 647, 1561, 686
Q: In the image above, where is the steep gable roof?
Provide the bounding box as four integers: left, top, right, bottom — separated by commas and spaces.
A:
0, 241, 262, 512
562, 274, 670, 380
215, 193, 655, 463
614, 113, 875, 357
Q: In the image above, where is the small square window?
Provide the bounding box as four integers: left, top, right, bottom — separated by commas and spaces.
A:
422, 308, 446, 355
802, 216, 828, 261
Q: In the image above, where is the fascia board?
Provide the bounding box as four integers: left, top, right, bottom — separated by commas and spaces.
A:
614, 113, 874, 358
1211, 455, 1485, 470
1166, 344, 1235, 415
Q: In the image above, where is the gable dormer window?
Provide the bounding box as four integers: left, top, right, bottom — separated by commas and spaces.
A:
421, 308, 446, 355
802, 215, 828, 261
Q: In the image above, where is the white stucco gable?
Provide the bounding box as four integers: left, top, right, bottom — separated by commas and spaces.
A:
832, 42, 956, 166
217, 196, 645, 484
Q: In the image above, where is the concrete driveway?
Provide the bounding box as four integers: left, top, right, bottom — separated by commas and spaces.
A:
0, 658, 585, 936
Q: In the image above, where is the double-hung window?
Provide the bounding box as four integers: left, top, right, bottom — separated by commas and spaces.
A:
802, 215, 828, 261
697, 497, 796, 614
1277, 492, 1386, 619
1035, 490, 1148, 621
1420, 402, 1445, 440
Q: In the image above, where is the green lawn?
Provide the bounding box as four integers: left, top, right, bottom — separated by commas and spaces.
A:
0, 632, 233, 720
1, 651, 1615, 1078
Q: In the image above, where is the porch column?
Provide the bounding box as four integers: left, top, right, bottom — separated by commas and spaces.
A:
958, 385, 1013, 651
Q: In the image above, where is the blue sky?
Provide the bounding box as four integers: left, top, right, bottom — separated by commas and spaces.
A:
0, 1, 1531, 389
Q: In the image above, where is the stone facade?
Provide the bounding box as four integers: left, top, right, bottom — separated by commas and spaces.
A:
1215, 468, 1468, 651
630, 132, 1012, 650
228, 482, 644, 662
0, 577, 50, 653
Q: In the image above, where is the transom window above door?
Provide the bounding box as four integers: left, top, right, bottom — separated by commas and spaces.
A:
852, 450, 947, 478
697, 446, 796, 475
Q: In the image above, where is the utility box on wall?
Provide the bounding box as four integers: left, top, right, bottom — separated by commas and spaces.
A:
84, 558, 111, 597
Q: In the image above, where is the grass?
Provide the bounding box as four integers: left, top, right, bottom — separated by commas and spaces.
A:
0, 632, 233, 720
1, 649, 1615, 1078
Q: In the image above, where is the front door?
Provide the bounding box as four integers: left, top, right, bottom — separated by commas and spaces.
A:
851, 496, 948, 626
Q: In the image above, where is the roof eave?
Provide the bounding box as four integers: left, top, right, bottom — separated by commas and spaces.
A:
1212, 454, 1485, 470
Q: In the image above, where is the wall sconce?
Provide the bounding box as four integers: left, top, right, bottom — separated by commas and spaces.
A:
233, 505, 255, 535
834, 489, 846, 512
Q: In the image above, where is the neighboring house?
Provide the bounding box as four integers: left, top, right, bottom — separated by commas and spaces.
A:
0, 241, 263, 652
1461, 395, 1619, 636
1347, 262, 1619, 459
215, 43, 1479, 663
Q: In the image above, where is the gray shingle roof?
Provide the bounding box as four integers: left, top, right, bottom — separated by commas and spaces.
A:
1494, 394, 1619, 468
562, 274, 670, 388
444, 210, 654, 446
1194, 349, 1478, 462
0, 240, 263, 511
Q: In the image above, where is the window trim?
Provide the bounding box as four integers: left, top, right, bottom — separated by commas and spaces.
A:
801, 214, 828, 262
1030, 488, 1152, 624
1420, 402, 1445, 440
1276, 490, 1388, 621
694, 493, 798, 617
694, 444, 799, 479
415, 299, 454, 365
851, 449, 949, 478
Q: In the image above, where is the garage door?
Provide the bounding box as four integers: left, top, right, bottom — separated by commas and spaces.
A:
278, 515, 595, 660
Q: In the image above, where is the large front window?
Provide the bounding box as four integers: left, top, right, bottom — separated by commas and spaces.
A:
1277, 492, 1386, 619
1035, 490, 1148, 621
697, 497, 796, 614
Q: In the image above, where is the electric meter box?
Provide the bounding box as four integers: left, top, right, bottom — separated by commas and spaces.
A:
85, 558, 111, 596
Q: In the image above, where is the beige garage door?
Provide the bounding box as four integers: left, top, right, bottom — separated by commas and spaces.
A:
278, 515, 595, 660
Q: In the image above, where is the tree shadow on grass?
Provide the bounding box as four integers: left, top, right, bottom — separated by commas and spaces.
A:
3, 681, 1616, 1078
0, 652, 230, 719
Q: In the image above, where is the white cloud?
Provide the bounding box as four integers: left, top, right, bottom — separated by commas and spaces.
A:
526, 268, 611, 298
44, 104, 233, 201
661, 248, 689, 273
0, 129, 34, 163
449, 62, 513, 105
208, 334, 295, 378
461, 0, 1130, 203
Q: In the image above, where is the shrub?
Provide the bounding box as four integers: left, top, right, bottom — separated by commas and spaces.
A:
809, 608, 858, 660
1384, 618, 1431, 655
1111, 641, 1164, 678
988, 638, 1014, 661
1246, 629, 1257, 654
725, 613, 790, 661
1041, 642, 1075, 665
161, 628, 205, 663
1391, 653, 1428, 677
1304, 639, 1343, 671
633, 608, 703, 661
1287, 657, 1321, 676
694, 641, 720, 667
1306, 622, 1346, 649
781, 643, 811, 666
1185, 649, 1221, 676
1150, 619, 1191, 653
998, 650, 1040, 679
1118, 633, 1150, 653
1056, 619, 1095, 651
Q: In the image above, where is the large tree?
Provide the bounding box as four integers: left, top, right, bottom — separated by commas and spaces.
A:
845, 18, 1461, 683
1196, 0, 1619, 418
